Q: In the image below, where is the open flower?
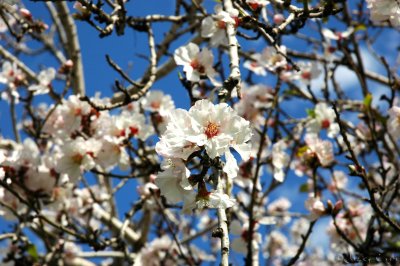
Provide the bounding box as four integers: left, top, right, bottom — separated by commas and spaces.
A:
295, 61, 321, 85
157, 100, 252, 178
155, 158, 193, 204
56, 137, 102, 182
304, 134, 334, 167
244, 46, 288, 76
306, 102, 339, 138
0, 61, 24, 89
322, 27, 354, 41
174, 43, 216, 82
201, 5, 239, 47
28, 67, 56, 95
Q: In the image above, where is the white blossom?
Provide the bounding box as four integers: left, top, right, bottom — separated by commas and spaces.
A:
271, 140, 290, 182
28, 67, 56, 95
366, 0, 400, 26
387, 106, 400, 140
295, 61, 321, 85
155, 158, 193, 204
156, 99, 252, 178
306, 102, 339, 138
305, 134, 334, 167
322, 27, 354, 41
201, 5, 239, 47
174, 43, 217, 83
56, 137, 102, 182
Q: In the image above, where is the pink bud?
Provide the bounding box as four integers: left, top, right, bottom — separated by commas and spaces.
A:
333, 200, 343, 215
273, 14, 285, 25
65, 60, 74, 69
149, 174, 157, 183
20, 8, 32, 20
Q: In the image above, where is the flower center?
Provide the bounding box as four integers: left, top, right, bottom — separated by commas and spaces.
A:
328, 46, 336, 53
71, 153, 83, 164
204, 122, 219, 139
129, 126, 139, 136
321, 119, 330, 129
249, 3, 260, 10
301, 71, 312, 80
217, 20, 226, 29
150, 101, 161, 109
190, 59, 205, 74
250, 61, 259, 68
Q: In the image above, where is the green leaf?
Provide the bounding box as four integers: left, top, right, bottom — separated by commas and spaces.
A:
363, 93, 373, 108
389, 241, 400, 248
306, 108, 316, 118
27, 244, 39, 262
354, 24, 367, 32
177, 71, 183, 79
299, 183, 309, 193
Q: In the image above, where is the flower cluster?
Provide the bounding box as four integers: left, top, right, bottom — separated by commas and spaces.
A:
155, 99, 252, 212
366, 0, 400, 26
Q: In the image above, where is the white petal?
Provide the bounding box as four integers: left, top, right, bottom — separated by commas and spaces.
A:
223, 150, 239, 179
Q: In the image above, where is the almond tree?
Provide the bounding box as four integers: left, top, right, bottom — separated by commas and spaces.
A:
0, 0, 399, 265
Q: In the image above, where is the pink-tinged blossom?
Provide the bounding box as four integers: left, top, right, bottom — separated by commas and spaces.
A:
231, 219, 262, 255
246, 0, 269, 10
271, 140, 290, 182
0, 186, 26, 220
291, 218, 310, 244
267, 197, 292, 225
95, 136, 129, 170
62, 241, 81, 264
387, 106, 400, 140
187, 100, 252, 165
155, 109, 200, 160
56, 137, 102, 182
296, 61, 321, 85
174, 43, 217, 83
366, 0, 400, 26
322, 27, 354, 41
141, 90, 175, 132
304, 134, 334, 167
0, 61, 24, 89
328, 170, 348, 192
141, 90, 175, 116
235, 84, 275, 124
263, 231, 293, 259
306, 102, 339, 138
244, 46, 288, 76
100, 112, 154, 141
24, 165, 56, 195
137, 181, 159, 199
201, 5, 239, 47
28, 67, 56, 95
305, 196, 326, 220
196, 190, 236, 209
43, 95, 92, 137
327, 201, 372, 251
234, 158, 262, 191
0, 61, 24, 101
